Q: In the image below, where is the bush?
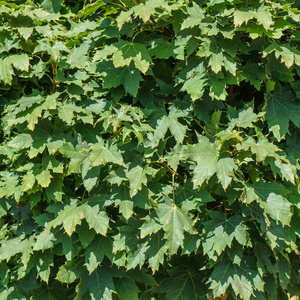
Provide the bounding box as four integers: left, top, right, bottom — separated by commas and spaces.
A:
0, 0, 300, 299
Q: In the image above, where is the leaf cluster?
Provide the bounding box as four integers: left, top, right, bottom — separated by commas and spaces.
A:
0, 0, 300, 299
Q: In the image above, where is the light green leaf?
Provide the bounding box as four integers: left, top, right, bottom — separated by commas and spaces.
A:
126, 166, 147, 197
209, 52, 224, 74
17, 27, 34, 41
126, 241, 150, 270
56, 257, 84, 284
180, 62, 206, 101
133, 0, 170, 23
83, 166, 101, 192
82, 204, 109, 236
256, 6, 273, 31
155, 200, 195, 254
69, 151, 90, 177
236, 136, 280, 162
184, 136, 218, 187
215, 158, 238, 190
34, 231, 56, 251
21, 171, 36, 192
115, 200, 134, 220
7, 53, 30, 72
35, 169, 52, 188
46, 203, 84, 236
116, 8, 134, 30
90, 138, 124, 166
229, 107, 265, 128
262, 193, 292, 226
233, 9, 256, 28
67, 41, 90, 68
152, 107, 187, 145
181, 4, 205, 29
8, 134, 33, 149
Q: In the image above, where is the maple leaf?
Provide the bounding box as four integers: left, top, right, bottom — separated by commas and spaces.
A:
265, 86, 300, 141
155, 200, 196, 254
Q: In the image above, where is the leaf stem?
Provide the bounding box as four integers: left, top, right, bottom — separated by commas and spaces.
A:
81, 189, 86, 201
52, 61, 57, 94
172, 172, 175, 204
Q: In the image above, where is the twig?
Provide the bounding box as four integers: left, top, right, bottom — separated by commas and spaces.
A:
160, 161, 184, 181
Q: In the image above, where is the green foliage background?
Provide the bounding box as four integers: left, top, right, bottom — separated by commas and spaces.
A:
0, 0, 300, 299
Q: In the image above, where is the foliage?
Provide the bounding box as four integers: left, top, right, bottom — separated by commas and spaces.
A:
0, 0, 300, 299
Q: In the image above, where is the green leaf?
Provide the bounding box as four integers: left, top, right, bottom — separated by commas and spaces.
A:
209, 52, 224, 74
35, 169, 52, 188
83, 166, 101, 192
179, 62, 206, 101
256, 6, 274, 31
237, 136, 280, 162
215, 158, 238, 190
208, 259, 263, 300
242, 62, 266, 90
46, 202, 83, 236
265, 87, 300, 141
126, 166, 148, 197
184, 136, 218, 187
126, 241, 150, 270
155, 200, 195, 254
133, 0, 170, 23
77, 220, 95, 249
8, 134, 33, 149
154, 266, 207, 300
114, 277, 139, 300
233, 9, 256, 28
34, 39, 69, 60
7, 53, 30, 72
82, 204, 109, 236
229, 106, 265, 128
34, 231, 56, 251
112, 40, 152, 74
152, 106, 187, 145
149, 39, 176, 59
181, 4, 205, 29
286, 126, 300, 159
203, 211, 250, 260
0, 235, 34, 269
41, 0, 63, 13
123, 66, 143, 96
0, 57, 13, 84
90, 138, 124, 167
69, 151, 90, 177
78, 266, 115, 300
56, 257, 84, 284
67, 41, 90, 69
84, 236, 112, 273
0, 54, 30, 84
21, 171, 36, 192
261, 193, 292, 226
